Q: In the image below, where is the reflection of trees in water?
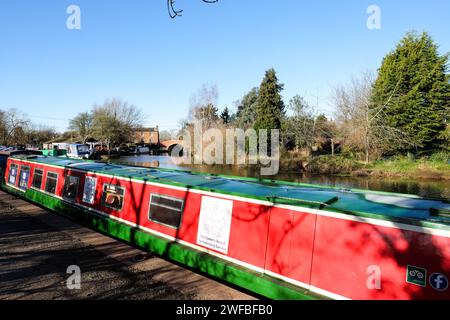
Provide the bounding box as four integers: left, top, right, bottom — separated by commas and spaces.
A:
116, 156, 448, 199
293, 175, 449, 200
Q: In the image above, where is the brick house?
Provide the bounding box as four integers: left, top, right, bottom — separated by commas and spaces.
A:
133, 127, 160, 145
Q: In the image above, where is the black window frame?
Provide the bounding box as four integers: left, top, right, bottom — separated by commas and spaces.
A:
44, 171, 59, 195
18, 165, 31, 190
148, 194, 185, 229
32, 168, 44, 190
8, 164, 18, 186
101, 184, 126, 211
62, 175, 80, 202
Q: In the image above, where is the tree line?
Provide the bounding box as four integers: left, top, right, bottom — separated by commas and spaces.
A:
68, 98, 144, 150
1, 98, 144, 150
0, 109, 56, 147
181, 31, 449, 163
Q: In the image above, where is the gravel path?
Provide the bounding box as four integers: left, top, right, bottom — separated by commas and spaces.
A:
0, 191, 254, 300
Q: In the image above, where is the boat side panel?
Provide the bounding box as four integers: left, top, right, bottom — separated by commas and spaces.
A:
115, 183, 272, 271
290, 212, 317, 285
79, 173, 272, 269
2, 183, 318, 300
311, 214, 450, 299
24, 159, 271, 271
264, 207, 316, 287
265, 209, 294, 276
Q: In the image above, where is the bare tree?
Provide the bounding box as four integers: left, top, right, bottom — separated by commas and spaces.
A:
284, 95, 336, 156
333, 71, 418, 163
26, 124, 57, 147
90, 98, 144, 150
188, 84, 220, 129
159, 129, 179, 141
0, 108, 30, 146
286, 95, 317, 154
69, 112, 93, 143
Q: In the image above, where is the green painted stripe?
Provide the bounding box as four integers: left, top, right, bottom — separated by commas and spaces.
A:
1, 184, 325, 300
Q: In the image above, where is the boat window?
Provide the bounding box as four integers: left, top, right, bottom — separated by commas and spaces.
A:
148, 194, 184, 229
18, 166, 31, 190
45, 172, 59, 194
77, 145, 90, 153
62, 175, 80, 202
101, 184, 125, 211
32, 169, 44, 189
8, 164, 18, 185
82, 176, 97, 204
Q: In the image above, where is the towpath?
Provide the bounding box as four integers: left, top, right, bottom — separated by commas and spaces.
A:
0, 190, 255, 300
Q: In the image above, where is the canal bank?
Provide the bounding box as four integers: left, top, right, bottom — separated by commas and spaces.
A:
0, 190, 254, 300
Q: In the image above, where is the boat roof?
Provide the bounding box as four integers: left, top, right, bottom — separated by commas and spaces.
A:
1, 149, 42, 157
10, 155, 450, 227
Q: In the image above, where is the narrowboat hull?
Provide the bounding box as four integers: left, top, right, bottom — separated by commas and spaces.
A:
2, 155, 450, 300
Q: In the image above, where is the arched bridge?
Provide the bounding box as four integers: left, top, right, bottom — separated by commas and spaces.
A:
160, 140, 183, 154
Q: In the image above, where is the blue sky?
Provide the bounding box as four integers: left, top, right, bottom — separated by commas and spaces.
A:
0, 0, 449, 132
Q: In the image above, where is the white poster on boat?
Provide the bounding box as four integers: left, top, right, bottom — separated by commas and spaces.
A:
82, 176, 97, 204
196, 196, 233, 254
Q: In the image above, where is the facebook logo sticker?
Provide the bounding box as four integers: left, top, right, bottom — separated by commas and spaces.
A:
429, 273, 449, 291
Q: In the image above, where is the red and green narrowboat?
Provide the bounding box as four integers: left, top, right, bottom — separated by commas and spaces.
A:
1, 153, 450, 300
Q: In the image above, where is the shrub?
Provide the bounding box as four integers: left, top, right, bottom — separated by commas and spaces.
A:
305, 156, 362, 174
429, 151, 450, 163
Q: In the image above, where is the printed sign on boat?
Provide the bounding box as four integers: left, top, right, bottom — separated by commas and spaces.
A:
429, 273, 448, 291
406, 265, 427, 287
197, 196, 233, 254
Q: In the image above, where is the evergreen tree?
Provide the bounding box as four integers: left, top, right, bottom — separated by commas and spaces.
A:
220, 107, 231, 124
254, 68, 285, 132
234, 87, 259, 129
371, 31, 450, 151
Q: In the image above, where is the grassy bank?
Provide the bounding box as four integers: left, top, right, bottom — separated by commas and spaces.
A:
282, 152, 450, 180
366, 153, 450, 180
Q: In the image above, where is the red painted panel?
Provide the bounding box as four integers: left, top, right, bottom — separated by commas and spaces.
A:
265, 208, 293, 276
138, 184, 192, 239
175, 191, 202, 243
311, 215, 450, 300
264, 207, 316, 286
226, 199, 270, 269
289, 212, 316, 285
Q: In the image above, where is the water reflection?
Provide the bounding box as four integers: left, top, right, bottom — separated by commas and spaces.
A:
115, 155, 449, 200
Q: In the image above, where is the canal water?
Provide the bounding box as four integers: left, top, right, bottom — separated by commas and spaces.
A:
115, 155, 449, 200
